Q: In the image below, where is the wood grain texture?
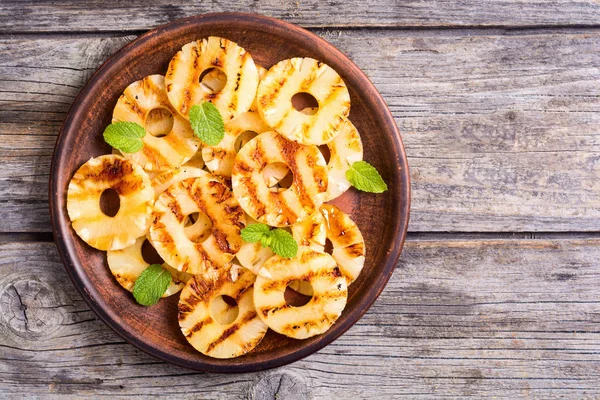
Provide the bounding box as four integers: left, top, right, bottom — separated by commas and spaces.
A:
1, 238, 599, 398
2, 30, 600, 232
1, 1, 600, 31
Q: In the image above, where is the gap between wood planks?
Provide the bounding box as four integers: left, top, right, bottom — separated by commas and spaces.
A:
2, 231, 600, 243
3, 25, 600, 39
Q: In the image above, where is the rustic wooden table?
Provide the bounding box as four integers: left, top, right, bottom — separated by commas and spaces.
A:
1, 1, 600, 398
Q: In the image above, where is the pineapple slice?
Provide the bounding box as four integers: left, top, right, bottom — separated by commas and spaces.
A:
112, 74, 200, 172
151, 166, 210, 199
165, 37, 259, 121
235, 215, 274, 274
231, 131, 328, 227
107, 237, 191, 297
254, 247, 347, 339
178, 266, 268, 358
67, 155, 153, 251
149, 175, 245, 275
202, 111, 270, 178
324, 117, 364, 201
256, 57, 350, 145
249, 65, 268, 112
320, 204, 365, 284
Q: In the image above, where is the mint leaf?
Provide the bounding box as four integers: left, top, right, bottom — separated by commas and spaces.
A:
103, 121, 146, 153
346, 161, 388, 193
189, 102, 225, 146
132, 264, 171, 306
241, 223, 271, 243
240, 223, 297, 258
268, 229, 298, 258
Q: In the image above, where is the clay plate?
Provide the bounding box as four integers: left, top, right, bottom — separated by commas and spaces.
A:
49, 12, 410, 373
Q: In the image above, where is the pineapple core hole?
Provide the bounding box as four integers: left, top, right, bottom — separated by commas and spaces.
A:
183, 212, 213, 243
285, 280, 313, 307
234, 130, 258, 153
141, 239, 164, 265
324, 238, 334, 255
210, 295, 239, 325
292, 92, 319, 113
199, 68, 227, 94
99, 189, 120, 217
318, 145, 331, 164
263, 162, 293, 191
145, 107, 174, 137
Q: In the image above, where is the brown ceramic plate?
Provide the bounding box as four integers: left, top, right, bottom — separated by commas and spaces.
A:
49, 12, 410, 373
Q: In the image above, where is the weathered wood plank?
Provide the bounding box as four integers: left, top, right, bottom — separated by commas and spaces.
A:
1, 238, 599, 398
1, 1, 600, 32
1, 30, 600, 232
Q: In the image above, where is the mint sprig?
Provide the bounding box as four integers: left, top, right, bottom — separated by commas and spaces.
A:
241, 223, 298, 258
189, 102, 225, 146
132, 264, 172, 306
346, 161, 388, 193
103, 121, 146, 153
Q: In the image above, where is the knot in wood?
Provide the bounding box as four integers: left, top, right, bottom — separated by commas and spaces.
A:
0, 279, 64, 339
250, 370, 311, 400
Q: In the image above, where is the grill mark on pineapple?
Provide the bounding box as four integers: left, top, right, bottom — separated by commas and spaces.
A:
344, 242, 365, 258
161, 191, 184, 223
142, 142, 173, 171
322, 205, 360, 245
234, 283, 253, 300
275, 135, 315, 215
281, 319, 320, 334
259, 303, 289, 317
84, 157, 145, 197
259, 279, 284, 293
205, 311, 257, 354
265, 192, 293, 226
185, 317, 212, 338
212, 228, 234, 254
187, 274, 224, 303
178, 301, 194, 316
244, 179, 266, 219
122, 94, 145, 118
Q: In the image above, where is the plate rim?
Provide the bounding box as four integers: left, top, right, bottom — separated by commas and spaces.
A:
49, 11, 411, 373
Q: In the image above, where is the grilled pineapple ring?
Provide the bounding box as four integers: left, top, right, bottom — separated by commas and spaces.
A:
254, 247, 348, 339
149, 176, 245, 275
107, 237, 191, 297
202, 111, 270, 178
325, 118, 364, 201
232, 131, 328, 227
67, 155, 153, 251
179, 267, 268, 359
112, 74, 200, 172
165, 37, 259, 121
321, 204, 366, 284
257, 57, 351, 145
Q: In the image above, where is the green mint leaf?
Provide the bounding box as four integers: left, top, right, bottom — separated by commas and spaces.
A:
346, 161, 388, 193
268, 229, 298, 258
132, 264, 171, 306
189, 102, 225, 146
241, 223, 271, 243
103, 121, 146, 153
